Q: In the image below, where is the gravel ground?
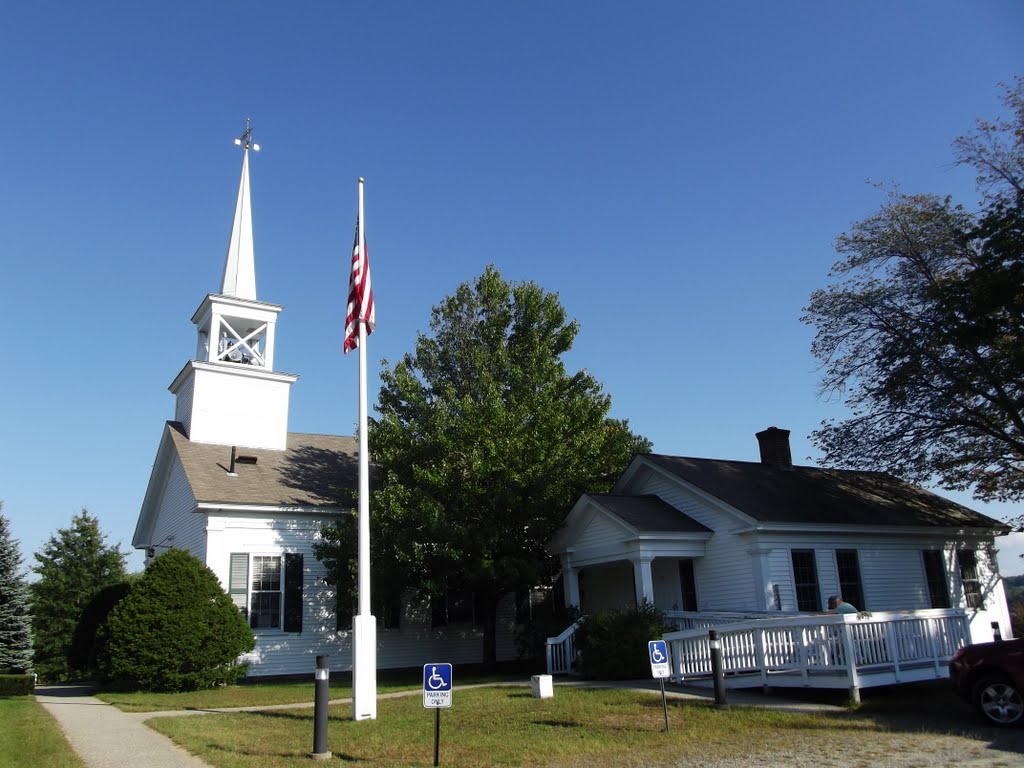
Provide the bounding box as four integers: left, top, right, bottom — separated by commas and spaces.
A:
648, 681, 1024, 768
670, 729, 1024, 768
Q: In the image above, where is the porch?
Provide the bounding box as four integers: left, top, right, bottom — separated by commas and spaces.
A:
546, 608, 970, 702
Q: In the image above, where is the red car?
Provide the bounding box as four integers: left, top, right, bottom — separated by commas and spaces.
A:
950, 638, 1024, 727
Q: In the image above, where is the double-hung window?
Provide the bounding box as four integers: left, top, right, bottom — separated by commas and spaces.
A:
250, 556, 282, 628
229, 553, 304, 632
922, 550, 950, 608
791, 550, 820, 612
835, 550, 865, 610
957, 549, 984, 609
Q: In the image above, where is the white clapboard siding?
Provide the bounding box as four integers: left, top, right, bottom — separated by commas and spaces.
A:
204, 512, 525, 677
575, 512, 631, 552
631, 473, 755, 611
148, 455, 206, 561
859, 547, 930, 609
173, 374, 194, 428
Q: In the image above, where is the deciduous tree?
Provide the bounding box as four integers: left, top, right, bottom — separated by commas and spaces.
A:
320, 266, 650, 665
803, 79, 1024, 503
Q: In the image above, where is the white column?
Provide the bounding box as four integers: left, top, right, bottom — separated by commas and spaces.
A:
263, 319, 276, 369
633, 557, 655, 606
562, 556, 581, 609
750, 548, 777, 610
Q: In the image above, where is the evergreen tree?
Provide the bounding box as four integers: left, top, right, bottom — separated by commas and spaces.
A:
0, 504, 34, 674
31, 509, 126, 681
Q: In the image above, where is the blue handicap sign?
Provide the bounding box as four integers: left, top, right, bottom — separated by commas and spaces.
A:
423, 663, 453, 708
648, 640, 670, 678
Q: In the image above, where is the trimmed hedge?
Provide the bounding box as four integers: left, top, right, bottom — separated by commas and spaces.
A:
98, 549, 254, 692
0, 674, 35, 695
573, 602, 672, 679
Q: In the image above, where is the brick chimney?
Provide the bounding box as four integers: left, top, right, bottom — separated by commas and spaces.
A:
755, 426, 793, 470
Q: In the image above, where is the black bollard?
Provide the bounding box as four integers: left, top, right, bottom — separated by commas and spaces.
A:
310, 655, 332, 760
709, 630, 727, 708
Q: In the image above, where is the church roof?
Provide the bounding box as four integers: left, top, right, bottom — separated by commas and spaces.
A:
166, 421, 358, 509
640, 454, 1009, 531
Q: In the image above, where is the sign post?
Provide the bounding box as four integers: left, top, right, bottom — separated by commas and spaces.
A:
423, 663, 453, 766
648, 640, 671, 732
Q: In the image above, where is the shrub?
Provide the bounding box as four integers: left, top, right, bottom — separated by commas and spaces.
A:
0, 674, 35, 695
573, 601, 671, 679
98, 549, 254, 691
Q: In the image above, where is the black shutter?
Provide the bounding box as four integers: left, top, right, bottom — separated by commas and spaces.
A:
284, 553, 303, 633
431, 594, 447, 628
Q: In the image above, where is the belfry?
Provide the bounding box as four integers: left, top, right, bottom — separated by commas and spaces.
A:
169, 120, 298, 450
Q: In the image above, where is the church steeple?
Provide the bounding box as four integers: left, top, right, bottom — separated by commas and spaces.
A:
221, 119, 258, 300
168, 121, 298, 451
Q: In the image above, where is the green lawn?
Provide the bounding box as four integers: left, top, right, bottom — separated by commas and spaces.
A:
96, 672, 523, 712
0, 695, 85, 768
97, 680, 331, 712
148, 685, 877, 768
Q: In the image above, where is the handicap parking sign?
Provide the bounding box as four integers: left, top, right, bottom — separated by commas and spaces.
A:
648, 640, 670, 679
423, 663, 453, 708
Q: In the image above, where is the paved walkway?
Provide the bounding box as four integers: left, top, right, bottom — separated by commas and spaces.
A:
35, 685, 214, 768
36, 681, 844, 768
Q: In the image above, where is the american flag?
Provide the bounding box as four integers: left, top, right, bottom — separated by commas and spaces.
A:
343, 216, 375, 354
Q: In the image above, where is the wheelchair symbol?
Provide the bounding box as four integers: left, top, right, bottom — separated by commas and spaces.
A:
427, 666, 446, 690
651, 646, 666, 663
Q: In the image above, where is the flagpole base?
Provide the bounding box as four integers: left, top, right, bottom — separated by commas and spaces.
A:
352, 614, 377, 721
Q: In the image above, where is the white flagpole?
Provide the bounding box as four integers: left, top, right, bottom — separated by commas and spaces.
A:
352, 177, 377, 721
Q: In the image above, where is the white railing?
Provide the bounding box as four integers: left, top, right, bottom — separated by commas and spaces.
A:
545, 622, 580, 675
545, 609, 970, 683
664, 610, 794, 632
663, 609, 970, 693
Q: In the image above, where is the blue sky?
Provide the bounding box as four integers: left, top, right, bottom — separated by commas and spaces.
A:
2, 2, 1023, 575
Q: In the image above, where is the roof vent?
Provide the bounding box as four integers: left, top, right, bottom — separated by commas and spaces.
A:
229, 446, 259, 474
755, 426, 793, 470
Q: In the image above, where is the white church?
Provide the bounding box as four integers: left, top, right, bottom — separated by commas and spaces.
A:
132, 126, 522, 677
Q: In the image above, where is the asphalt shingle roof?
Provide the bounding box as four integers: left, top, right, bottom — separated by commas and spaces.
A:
643, 454, 1009, 530
588, 493, 712, 533
165, 421, 358, 508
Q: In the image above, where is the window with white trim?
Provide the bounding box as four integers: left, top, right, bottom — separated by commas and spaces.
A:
229, 553, 304, 632
922, 550, 950, 608
836, 550, 865, 610
791, 550, 820, 612
957, 549, 984, 609
251, 556, 281, 628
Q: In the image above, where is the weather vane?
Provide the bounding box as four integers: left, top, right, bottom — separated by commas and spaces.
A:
234, 117, 260, 152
